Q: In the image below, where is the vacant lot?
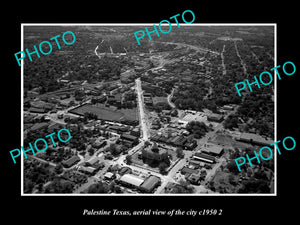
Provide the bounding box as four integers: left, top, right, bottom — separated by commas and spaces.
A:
69, 104, 138, 122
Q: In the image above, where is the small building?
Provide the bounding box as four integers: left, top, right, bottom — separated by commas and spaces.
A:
184, 140, 197, 150
62, 155, 80, 168
104, 172, 115, 180
118, 167, 132, 176
223, 105, 234, 110
192, 152, 215, 164
139, 176, 161, 193
207, 113, 223, 123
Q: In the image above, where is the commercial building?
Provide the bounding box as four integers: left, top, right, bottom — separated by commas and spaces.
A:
207, 113, 223, 123
139, 176, 161, 193
62, 155, 80, 168
120, 134, 139, 147
237, 133, 273, 146
201, 144, 224, 157
118, 174, 145, 189
192, 152, 215, 164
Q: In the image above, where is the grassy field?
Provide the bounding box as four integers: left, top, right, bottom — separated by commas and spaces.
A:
69, 104, 138, 122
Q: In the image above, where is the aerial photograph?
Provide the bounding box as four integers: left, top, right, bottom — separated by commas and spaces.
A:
22, 24, 275, 195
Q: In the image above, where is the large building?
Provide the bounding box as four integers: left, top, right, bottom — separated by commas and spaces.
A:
118, 174, 145, 189
139, 176, 161, 193
120, 134, 139, 147
201, 144, 224, 157
237, 133, 273, 146
141, 142, 167, 161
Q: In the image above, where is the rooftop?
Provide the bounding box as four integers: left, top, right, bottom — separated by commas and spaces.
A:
119, 174, 144, 187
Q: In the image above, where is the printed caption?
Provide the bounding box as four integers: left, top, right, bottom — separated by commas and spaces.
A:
83, 208, 223, 217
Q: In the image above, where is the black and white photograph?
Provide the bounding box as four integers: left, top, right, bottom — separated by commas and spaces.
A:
3, 4, 298, 224
21, 24, 276, 195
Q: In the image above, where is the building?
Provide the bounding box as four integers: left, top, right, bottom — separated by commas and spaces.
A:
184, 140, 197, 150
139, 176, 161, 193
186, 173, 202, 185
120, 134, 139, 146
79, 166, 96, 175
104, 172, 115, 181
85, 157, 99, 167
236, 133, 273, 146
118, 174, 144, 189
192, 152, 215, 164
108, 125, 129, 134
118, 167, 132, 176
180, 167, 199, 176
130, 127, 140, 137
141, 142, 167, 161
62, 155, 80, 168
169, 135, 187, 147
201, 144, 224, 157
207, 113, 223, 123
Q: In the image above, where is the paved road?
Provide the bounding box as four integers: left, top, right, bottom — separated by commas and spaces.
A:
135, 78, 150, 141
167, 88, 176, 108
153, 40, 220, 55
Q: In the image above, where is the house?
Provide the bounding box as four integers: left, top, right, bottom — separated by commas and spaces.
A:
139, 176, 161, 193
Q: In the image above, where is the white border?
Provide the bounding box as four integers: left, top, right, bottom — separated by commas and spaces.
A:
21, 23, 277, 196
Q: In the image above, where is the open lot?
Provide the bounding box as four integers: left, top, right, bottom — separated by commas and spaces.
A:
69, 104, 138, 122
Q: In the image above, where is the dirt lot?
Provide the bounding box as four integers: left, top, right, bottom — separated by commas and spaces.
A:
69, 104, 138, 122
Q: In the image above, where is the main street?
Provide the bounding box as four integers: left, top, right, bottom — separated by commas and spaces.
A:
135, 78, 150, 141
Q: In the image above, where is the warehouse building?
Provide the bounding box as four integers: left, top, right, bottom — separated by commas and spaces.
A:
192, 152, 216, 164
139, 176, 161, 193
118, 174, 145, 189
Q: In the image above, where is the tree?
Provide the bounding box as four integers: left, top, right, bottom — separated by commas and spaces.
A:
54, 163, 64, 175
88, 148, 95, 156
87, 182, 109, 193
158, 162, 168, 175
176, 147, 184, 159
227, 160, 240, 174
125, 155, 132, 165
